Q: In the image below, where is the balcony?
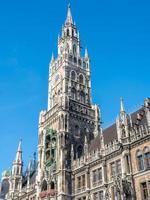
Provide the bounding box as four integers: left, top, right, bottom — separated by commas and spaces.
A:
93, 180, 103, 188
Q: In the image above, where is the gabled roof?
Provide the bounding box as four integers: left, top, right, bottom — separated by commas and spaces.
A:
103, 123, 118, 145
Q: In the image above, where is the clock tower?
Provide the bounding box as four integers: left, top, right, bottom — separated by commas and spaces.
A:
37, 4, 102, 200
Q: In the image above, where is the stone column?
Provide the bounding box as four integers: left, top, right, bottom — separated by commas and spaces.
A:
102, 160, 107, 184
121, 156, 126, 178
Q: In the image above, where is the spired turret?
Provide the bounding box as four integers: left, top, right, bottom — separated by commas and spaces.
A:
116, 98, 129, 142
12, 140, 22, 176
9, 140, 23, 196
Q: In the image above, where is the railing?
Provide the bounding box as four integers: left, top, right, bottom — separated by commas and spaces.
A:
44, 104, 59, 120
75, 187, 86, 194
39, 189, 56, 198
93, 180, 103, 188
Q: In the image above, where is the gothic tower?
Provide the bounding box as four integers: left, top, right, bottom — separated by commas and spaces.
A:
8, 141, 23, 198
37, 4, 101, 200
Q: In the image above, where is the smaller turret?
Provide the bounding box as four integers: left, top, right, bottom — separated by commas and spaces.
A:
12, 140, 22, 176
85, 48, 89, 59
116, 98, 129, 142
10, 140, 23, 195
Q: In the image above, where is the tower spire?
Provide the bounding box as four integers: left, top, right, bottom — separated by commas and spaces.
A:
85, 48, 89, 58
15, 139, 22, 163
65, 2, 73, 24
120, 97, 125, 113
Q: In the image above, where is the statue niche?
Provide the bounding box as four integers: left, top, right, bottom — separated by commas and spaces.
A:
45, 129, 57, 167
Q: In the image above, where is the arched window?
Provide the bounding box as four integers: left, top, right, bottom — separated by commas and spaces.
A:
83, 61, 86, 69
77, 145, 83, 158
73, 44, 77, 55
125, 154, 130, 174
78, 59, 81, 66
74, 57, 77, 63
71, 88, 76, 100
65, 115, 68, 130
79, 74, 84, 84
71, 71, 76, 81
67, 29, 69, 37
122, 128, 126, 138
61, 114, 64, 130
80, 91, 85, 104
50, 181, 55, 189
46, 135, 51, 149
69, 55, 73, 62
144, 147, 150, 169
41, 180, 47, 191
75, 125, 80, 136
72, 29, 74, 37
136, 150, 144, 171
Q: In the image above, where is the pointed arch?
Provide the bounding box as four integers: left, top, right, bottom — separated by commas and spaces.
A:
50, 181, 55, 189
79, 74, 84, 84
73, 44, 77, 55
143, 146, 150, 169
77, 145, 83, 158
41, 180, 47, 191
80, 91, 85, 104
70, 70, 76, 81
67, 29, 70, 36
71, 87, 77, 100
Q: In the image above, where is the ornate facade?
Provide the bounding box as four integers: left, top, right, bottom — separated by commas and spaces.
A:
0, 4, 150, 200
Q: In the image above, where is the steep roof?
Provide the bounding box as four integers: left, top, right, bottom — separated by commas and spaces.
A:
103, 123, 118, 145
0, 179, 9, 199
89, 103, 149, 151
89, 134, 101, 152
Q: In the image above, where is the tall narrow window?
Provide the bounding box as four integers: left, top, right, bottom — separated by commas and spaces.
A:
93, 170, 97, 183
41, 180, 47, 191
79, 74, 84, 84
99, 191, 104, 200
80, 91, 85, 104
77, 177, 81, 189
82, 174, 85, 189
116, 160, 122, 175
71, 71, 76, 81
145, 151, 150, 169
77, 145, 83, 158
111, 162, 115, 177
67, 29, 69, 36
71, 88, 76, 100
141, 182, 148, 200
125, 155, 130, 173
137, 153, 144, 171
111, 187, 115, 200
50, 181, 55, 189
93, 192, 98, 200
73, 44, 77, 55
97, 168, 102, 182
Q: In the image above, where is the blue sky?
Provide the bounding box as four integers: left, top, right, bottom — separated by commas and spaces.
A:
0, 0, 150, 177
